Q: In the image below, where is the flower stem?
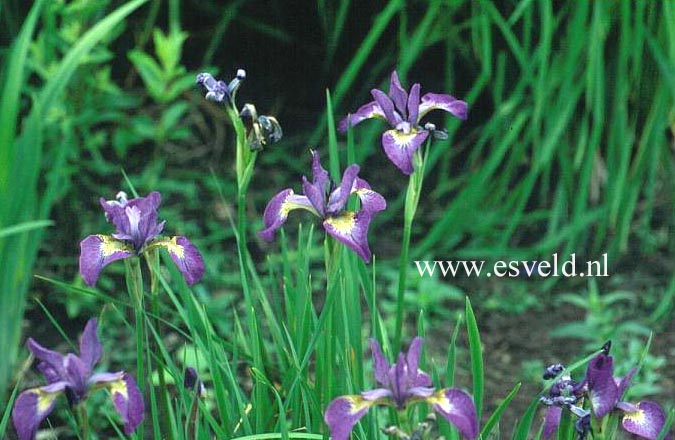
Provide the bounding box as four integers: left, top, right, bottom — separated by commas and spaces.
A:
124, 257, 146, 439
76, 403, 90, 440
394, 145, 428, 352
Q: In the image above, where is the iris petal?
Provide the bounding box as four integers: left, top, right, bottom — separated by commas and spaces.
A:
418, 92, 468, 120
327, 164, 360, 214
151, 236, 206, 286
372, 89, 402, 126
108, 374, 145, 434
259, 189, 319, 242
369, 339, 391, 386
12, 384, 66, 440
622, 401, 669, 440
388, 71, 409, 118
428, 388, 479, 440
337, 101, 385, 132
79, 234, 134, 286
381, 129, 429, 175
323, 210, 376, 263
324, 395, 376, 440
586, 353, 619, 419
79, 319, 102, 376
543, 406, 563, 439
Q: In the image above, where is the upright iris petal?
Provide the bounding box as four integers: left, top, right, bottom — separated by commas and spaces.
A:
79, 191, 205, 286
258, 150, 386, 263
324, 337, 478, 439
12, 319, 144, 440
339, 70, 468, 174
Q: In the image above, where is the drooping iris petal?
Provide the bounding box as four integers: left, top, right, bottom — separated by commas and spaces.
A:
107, 374, 145, 434
78, 319, 102, 376
369, 339, 390, 386
543, 406, 563, 439
622, 401, 669, 440
586, 353, 619, 418
381, 129, 429, 175
337, 101, 385, 132
324, 395, 376, 440
79, 235, 134, 286
151, 236, 206, 286
12, 382, 67, 440
258, 189, 319, 242
323, 210, 375, 263
418, 92, 468, 121
427, 388, 479, 440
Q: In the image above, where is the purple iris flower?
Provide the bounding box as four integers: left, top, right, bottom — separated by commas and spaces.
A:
12, 319, 144, 440
338, 71, 467, 175
79, 191, 205, 286
258, 150, 386, 263
541, 343, 672, 440
196, 69, 246, 104
586, 350, 671, 440
324, 338, 478, 440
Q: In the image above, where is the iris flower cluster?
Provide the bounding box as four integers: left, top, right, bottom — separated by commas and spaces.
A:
324, 338, 478, 440
541, 342, 671, 440
12, 319, 144, 440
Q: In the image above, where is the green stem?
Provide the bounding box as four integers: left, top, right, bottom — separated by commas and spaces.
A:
124, 257, 146, 439
394, 144, 428, 352
76, 403, 90, 440
145, 250, 173, 440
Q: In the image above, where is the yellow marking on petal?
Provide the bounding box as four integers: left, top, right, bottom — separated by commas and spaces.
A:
390, 130, 420, 147
109, 379, 129, 399
162, 237, 185, 259
99, 235, 132, 256
426, 390, 454, 413
623, 408, 646, 424
35, 390, 60, 414
345, 395, 373, 414
326, 212, 357, 234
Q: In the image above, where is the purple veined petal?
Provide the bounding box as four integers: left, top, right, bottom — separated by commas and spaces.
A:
405, 338, 433, 388
79, 234, 134, 286
310, 149, 330, 193
369, 339, 391, 386
360, 388, 393, 402
327, 164, 360, 215
543, 406, 563, 439
63, 354, 89, 401
78, 319, 102, 376
617, 366, 637, 399
12, 384, 66, 440
338, 101, 385, 132
150, 236, 206, 286
418, 92, 468, 121
27, 338, 66, 381
622, 401, 670, 440
323, 210, 376, 263
372, 89, 403, 126
303, 176, 327, 217
353, 187, 387, 214
108, 373, 145, 435
586, 353, 619, 419
388, 71, 409, 119
391, 353, 407, 407
258, 189, 318, 242
381, 129, 429, 175
428, 388, 479, 440
324, 395, 376, 440
407, 83, 421, 125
